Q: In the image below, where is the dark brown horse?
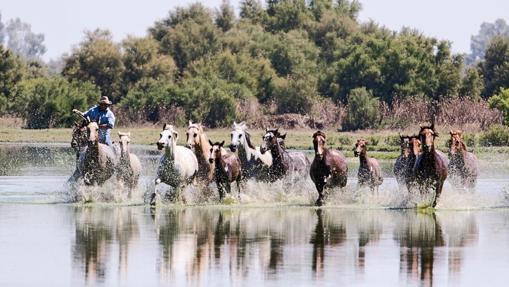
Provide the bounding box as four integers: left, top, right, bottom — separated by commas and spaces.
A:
208, 140, 242, 200
394, 135, 413, 186
260, 128, 310, 182
354, 139, 383, 192
413, 123, 448, 207
68, 119, 89, 183
405, 136, 421, 190
310, 131, 348, 206
448, 130, 479, 188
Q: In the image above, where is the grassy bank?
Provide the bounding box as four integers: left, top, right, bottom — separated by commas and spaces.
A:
2, 126, 509, 160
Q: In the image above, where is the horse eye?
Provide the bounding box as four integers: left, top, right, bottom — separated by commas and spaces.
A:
210, 148, 213, 152
239, 134, 242, 138
193, 134, 197, 138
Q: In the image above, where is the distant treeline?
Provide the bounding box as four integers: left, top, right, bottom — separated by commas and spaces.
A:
1, 1, 509, 129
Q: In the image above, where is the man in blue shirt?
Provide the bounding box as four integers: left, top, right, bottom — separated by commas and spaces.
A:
73, 96, 116, 146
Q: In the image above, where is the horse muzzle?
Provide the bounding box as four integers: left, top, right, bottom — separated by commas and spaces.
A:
353, 151, 359, 157
157, 142, 165, 150
229, 144, 237, 152
208, 158, 214, 164
260, 147, 267, 154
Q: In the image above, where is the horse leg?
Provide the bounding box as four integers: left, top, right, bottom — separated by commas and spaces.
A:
315, 181, 325, 206
432, 180, 444, 208
217, 180, 224, 201
150, 178, 161, 206
236, 178, 241, 201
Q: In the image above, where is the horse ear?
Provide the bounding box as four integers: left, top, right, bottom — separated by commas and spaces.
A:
233, 121, 237, 128
220, 140, 225, 147
280, 133, 286, 140
163, 123, 168, 130
209, 139, 213, 146
265, 127, 269, 133
188, 120, 193, 126
173, 131, 178, 140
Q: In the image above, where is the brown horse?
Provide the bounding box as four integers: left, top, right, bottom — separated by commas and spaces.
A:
405, 136, 421, 190
260, 128, 310, 182
354, 139, 383, 192
413, 123, 448, 207
310, 131, 348, 206
208, 140, 242, 200
448, 130, 479, 188
186, 121, 226, 184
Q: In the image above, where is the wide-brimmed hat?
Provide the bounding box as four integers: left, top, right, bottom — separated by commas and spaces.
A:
98, 96, 112, 105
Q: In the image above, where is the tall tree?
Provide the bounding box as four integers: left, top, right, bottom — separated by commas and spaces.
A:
5, 18, 46, 60
469, 19, 509, 63
215, 0, 235, 32
0, 45, 24, 113
62, 29, 125, 102
239, 0, 265, 24
480, 36, 509, 98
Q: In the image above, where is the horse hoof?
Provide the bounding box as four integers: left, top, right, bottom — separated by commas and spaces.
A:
149, 193, 157, 206
315, 199, 324, 206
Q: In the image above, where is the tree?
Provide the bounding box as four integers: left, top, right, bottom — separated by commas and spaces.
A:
5, 18, 46, 60
265, 0, 313, 32
216, 0, 235, 32
0, 45, 24, 113
459, 67, 484, 99
469, 19, 509, 63
13, 77, 100, 128
480, 36, 509, 98
488, 87, 509, 124
62, 29, 125, 102
121, 36, 177, 92
343, 87, 379, 130
239, 0, 265, 24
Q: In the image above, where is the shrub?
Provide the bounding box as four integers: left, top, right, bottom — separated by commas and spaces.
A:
343, 87, 379, 131
480, 125, 509, 146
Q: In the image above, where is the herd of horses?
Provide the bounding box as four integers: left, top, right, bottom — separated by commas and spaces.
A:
69, 119, 479, 208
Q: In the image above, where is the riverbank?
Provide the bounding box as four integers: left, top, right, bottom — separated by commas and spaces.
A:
2, 126, 509, 160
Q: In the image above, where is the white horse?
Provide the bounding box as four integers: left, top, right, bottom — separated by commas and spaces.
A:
229, 121, 272, 180
151, 124, 199, 205
78, 122, 118, 186
116, 132, 142, 196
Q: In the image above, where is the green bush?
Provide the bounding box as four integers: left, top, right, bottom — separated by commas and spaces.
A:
336, 135, 353, 145
480, 125, 509, 146
14, 77, 99, 128
463, 133, 477, 148
343, 87, 380, 131
384, 135, 401, 146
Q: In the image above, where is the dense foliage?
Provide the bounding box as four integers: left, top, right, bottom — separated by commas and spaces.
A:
1, 2, 509, 129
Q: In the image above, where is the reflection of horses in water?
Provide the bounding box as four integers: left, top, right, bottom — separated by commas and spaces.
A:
310, 131, 348, 206
116, 132, 141, 195
79, 122, 118, 185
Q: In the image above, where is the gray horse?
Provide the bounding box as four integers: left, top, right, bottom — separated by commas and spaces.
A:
116, 132, 142, 196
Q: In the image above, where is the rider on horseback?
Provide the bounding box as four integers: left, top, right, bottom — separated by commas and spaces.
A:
72, 96, 116, 146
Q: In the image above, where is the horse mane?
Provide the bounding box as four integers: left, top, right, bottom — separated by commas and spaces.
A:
244, 131, 255, 149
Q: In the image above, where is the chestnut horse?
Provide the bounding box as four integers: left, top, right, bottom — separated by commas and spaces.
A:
448, 130, 479, 188
405, 136, 421, 190
310, 131, 348, 206
208, 140, 242, 200
354, 139, 383, 192
260, 128, 310, 182
413, 123, 448, 207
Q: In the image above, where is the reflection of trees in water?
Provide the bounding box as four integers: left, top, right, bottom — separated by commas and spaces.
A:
72, 207, 139, 285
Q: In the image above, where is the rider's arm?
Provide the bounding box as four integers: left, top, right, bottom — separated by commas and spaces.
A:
99, 111, 115, 130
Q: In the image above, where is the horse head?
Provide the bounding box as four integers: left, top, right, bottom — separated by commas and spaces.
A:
230, 121, 248, 152
354, 139, 368, 157
71, 120, 88, 151
186, 121, 203, 150
449, 129, 466, 155
260, 128, 282, 154
208, 140, 224, 164
118, 132, 131, 155
86, 121, 100, 147
312, 131, 327, 158
399, 135, 413, 157
419, 123, 439, 153
158, 123, 178, 151
410, 137, 422, 156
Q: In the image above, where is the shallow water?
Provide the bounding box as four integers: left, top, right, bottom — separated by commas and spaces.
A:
1, 144, 509, 286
